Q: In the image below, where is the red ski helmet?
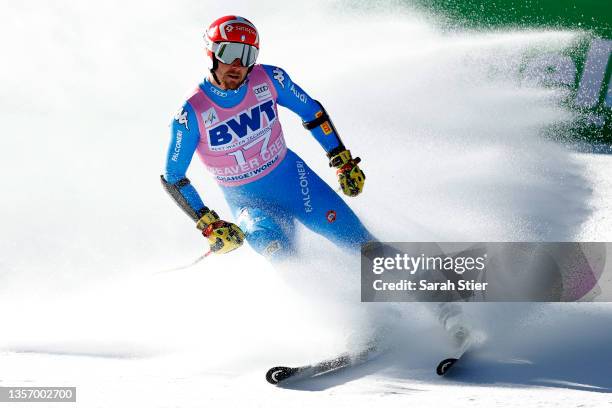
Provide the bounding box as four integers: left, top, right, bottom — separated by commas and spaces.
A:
205, 15, 260, 71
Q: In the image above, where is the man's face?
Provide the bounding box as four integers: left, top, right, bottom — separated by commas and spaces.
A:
213, 58, 249, 90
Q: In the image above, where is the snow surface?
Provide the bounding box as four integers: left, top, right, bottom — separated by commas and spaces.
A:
1, 1, 611, 407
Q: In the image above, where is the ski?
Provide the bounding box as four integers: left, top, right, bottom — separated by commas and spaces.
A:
266, 345, 379, 385
436, 357, 457, 376
436, 325, 472, 376
436, 342, 473, 376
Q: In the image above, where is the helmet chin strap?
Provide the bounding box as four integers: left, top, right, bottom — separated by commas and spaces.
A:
210, 56, 221, 85
210, 68, 222, 86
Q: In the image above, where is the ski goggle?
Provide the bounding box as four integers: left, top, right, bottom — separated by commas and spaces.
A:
212, 42, 259, 67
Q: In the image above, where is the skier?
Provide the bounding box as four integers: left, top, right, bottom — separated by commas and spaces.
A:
162, 15, 372, 260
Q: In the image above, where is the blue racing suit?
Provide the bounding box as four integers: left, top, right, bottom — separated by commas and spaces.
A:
164, 64, 374, 260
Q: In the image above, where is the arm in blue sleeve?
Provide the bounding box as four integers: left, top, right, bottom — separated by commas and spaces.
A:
262, 65, 345, 155
162, 103, 208, 222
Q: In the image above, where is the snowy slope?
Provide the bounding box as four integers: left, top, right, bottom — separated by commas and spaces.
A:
1, 1, 611, 407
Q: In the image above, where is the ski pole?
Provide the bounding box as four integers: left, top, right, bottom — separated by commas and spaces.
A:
154, 250, 213, 275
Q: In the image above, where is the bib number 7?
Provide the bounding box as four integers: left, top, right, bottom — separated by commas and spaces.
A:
227, 132, 271, 165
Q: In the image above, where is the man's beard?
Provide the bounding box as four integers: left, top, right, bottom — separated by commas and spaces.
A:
222, 73, 246, 90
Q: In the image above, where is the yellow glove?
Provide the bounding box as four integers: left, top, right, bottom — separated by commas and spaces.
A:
196, 209, 245, 254
329, 149, 365, 197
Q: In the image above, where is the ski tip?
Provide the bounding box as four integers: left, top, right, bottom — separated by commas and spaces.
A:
266, 366, 298, 385
436, 357, 458, 376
